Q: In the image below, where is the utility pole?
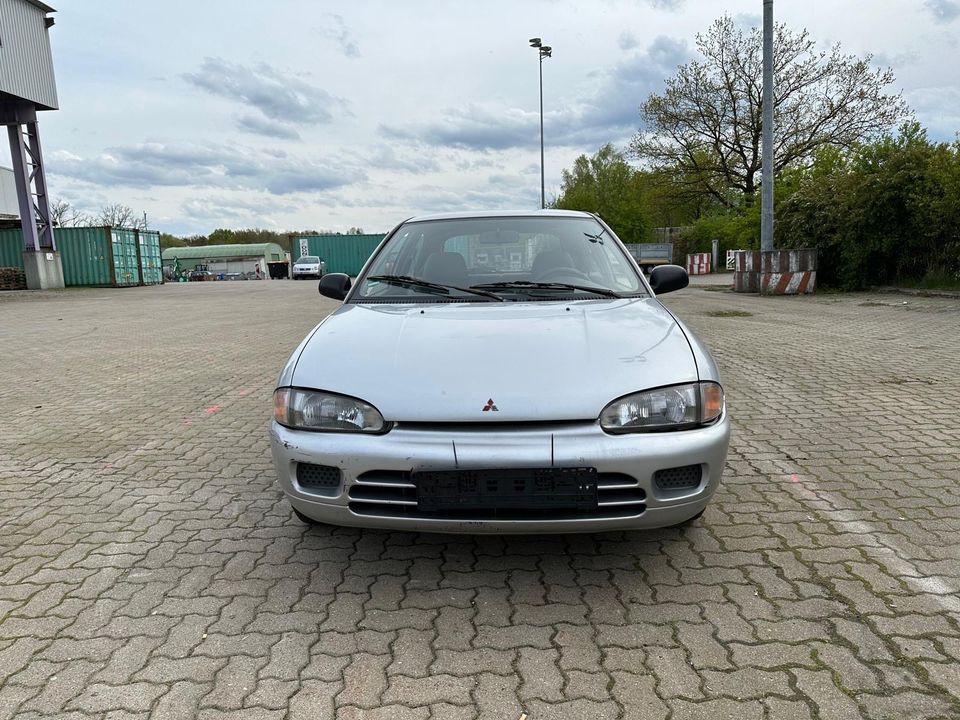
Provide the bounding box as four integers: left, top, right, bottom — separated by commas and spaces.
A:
761, 0, 775, 252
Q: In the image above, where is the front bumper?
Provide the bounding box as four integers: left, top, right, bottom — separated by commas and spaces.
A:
269, 416, 730, 534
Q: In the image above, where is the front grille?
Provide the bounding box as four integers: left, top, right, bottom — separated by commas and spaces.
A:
348, 470, 645, 521
296, 463, 342, 495
654, 464, 702, 491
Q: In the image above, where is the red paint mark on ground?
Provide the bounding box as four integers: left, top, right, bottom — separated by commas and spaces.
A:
790, 474, 800, 483
204, 405, 221, 414
239, 389, 249, 396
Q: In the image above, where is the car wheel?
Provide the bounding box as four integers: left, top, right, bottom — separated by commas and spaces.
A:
669, 508, 705, 528
292, 507, 319, 525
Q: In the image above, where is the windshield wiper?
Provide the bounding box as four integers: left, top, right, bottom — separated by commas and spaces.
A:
470, 281, 621, 298
366, 275, 504, 301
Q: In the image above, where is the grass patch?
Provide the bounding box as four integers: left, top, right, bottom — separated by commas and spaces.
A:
705, 310, 753, 318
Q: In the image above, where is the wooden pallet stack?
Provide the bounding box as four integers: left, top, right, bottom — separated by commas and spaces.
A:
0, 267, 27, 291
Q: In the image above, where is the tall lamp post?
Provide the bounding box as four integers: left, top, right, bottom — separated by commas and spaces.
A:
529, 37, 552, 209
761, 0, 775, 252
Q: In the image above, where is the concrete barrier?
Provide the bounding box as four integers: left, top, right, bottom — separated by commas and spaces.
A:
732, 251, 761, 292
733, 249, 817, 295
760, 249, 817, 295
686, 253, 711, 275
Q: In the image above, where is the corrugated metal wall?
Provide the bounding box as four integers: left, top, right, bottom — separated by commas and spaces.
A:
58, 227, 113, 286
0, 228, 26, 269
137, 230, 163, 285
1, 227, 165, 287
0, 0, 59, 109
110, 229, 140, 286
294, 234, 385, 276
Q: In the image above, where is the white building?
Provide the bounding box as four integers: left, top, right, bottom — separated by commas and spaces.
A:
0, 166, 18, 218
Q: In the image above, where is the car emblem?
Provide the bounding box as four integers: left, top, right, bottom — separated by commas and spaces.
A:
482, 398, 499, 412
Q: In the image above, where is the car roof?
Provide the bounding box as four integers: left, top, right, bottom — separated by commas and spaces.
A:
405, 209, 595, 223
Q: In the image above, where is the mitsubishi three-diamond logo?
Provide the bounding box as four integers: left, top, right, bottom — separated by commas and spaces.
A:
482, 398, 499, 412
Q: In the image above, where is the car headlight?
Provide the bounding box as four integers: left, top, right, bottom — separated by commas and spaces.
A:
600, 382, 724, 433
274, 388, 388, 433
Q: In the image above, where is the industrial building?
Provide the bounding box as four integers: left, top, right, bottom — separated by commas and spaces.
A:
161, 243, 287, 277
1, 0, 60, 288
0, 166, 17, 219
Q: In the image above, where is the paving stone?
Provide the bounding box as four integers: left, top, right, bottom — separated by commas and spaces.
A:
69, 682, 167, 714
517, 647, 564, 702
382, 674, 475, 705
3, 282, 960, 718
337, 653, 390, 708
668, 697, 764, 720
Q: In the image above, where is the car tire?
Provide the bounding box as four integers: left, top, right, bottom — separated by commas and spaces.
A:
669, 508, 705, 528
292, 507, 319, 525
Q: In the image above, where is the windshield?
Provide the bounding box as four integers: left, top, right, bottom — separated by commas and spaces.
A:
297, 256, 320, 264
354, 216, 646, 302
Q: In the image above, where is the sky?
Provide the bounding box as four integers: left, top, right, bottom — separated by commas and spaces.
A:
20, 0, 960, 236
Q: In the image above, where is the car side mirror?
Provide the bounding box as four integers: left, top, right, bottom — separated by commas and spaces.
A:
649, 264, 689, 295
319, 273, 351, 300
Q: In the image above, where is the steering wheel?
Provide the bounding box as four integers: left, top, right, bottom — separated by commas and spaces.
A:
535, 266, 594, 283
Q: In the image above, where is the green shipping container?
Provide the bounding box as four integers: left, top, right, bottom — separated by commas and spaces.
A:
136, 230, 163, 285
0, 226, 146, 287
293, 234, 386, 276
56, 227, 141, 287
0, 229, 27, 270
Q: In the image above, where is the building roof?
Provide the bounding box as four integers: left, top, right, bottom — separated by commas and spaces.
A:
25, 1, 56, 13
161, 243, 285, 261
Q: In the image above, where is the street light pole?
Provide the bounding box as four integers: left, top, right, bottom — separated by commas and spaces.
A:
529, 38, 552, 209
761, 0, 775, 252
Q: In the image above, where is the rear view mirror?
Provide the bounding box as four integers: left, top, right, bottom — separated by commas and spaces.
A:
649, 265, 689, 295
319, 273, 351, 300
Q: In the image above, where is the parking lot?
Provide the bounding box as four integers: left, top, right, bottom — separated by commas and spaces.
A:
1, 279, 958, 719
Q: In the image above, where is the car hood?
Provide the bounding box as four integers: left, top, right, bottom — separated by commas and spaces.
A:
292, 299, 697, 422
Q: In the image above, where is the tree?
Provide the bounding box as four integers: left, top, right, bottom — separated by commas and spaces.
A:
96, 203, 147, 230
553, 144, 650, 243
629, 15, 911, 208
50, 200, 89, 228
159, 233, 186, 250
777, 123, 960, 288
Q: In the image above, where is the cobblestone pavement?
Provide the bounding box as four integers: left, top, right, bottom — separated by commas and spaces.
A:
1, 280, 958, 719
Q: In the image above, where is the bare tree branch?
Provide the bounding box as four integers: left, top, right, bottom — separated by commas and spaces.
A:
95, 203, 147, 230
629, 15, 912, 205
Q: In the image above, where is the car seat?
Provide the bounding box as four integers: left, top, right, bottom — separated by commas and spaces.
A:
422, 252, 469, 287
531, 249, 576, 279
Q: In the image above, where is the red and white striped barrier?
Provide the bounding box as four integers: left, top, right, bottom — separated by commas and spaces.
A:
686, 253, 711, 275
760, 250, 817, 295
732, 249, 817, 294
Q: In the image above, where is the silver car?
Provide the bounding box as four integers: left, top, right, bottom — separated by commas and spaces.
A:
271, 210, 730, 533
292, 255, 325, 279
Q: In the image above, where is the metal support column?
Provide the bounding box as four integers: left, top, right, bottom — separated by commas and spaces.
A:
6, 121, 55, 252
26, 122, 56, 251
7, 124, 41, 251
